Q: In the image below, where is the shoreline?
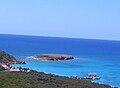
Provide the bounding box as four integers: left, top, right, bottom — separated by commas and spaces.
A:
0, 53, 116, 88
0, 62, 113, 88
11, 62, 116, 88
0, 71, 112, 88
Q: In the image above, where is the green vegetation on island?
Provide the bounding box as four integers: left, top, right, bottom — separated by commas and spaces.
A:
34, 54, 74, 61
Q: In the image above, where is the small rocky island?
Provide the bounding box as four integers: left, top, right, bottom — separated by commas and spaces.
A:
34, 54, 74, 61
0, 50, 25, 64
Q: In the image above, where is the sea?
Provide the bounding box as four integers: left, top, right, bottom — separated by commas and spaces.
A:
0, 34, 120, 87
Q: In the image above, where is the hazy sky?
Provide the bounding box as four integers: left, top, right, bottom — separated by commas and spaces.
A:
0, 0, 120, 40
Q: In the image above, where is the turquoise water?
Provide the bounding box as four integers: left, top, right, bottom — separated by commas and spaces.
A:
0, 34, 120, 87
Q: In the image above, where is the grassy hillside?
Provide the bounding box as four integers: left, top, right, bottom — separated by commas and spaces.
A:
0, 71, 111, 88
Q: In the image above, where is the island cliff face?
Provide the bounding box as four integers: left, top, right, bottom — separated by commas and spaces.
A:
0, 50, 23, 64
34, 54, 74, 61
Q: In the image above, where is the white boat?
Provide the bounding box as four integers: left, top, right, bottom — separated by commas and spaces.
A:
81, 73, 100, 80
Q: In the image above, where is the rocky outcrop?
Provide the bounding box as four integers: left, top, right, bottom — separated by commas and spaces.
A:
34, 54, 74, 61
0, 65, 6, 71
0, 50, 25, 64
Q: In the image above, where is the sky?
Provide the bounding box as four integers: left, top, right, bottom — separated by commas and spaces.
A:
0, 0, 120, 40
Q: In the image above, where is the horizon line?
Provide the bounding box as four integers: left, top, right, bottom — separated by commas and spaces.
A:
0, 33, 120, 42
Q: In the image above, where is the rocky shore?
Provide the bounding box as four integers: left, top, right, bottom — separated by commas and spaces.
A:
0, 50, 25, 64
34, 54, 74, 61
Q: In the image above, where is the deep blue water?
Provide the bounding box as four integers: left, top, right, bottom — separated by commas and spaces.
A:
0, 34, 120, 87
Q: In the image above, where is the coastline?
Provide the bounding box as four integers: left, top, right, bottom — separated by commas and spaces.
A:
11, 57, 120, 88
0, 34, 120, 87
0, 59, 112, 87
0, 71, 112, 88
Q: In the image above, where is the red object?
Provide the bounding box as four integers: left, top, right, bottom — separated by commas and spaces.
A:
87, 73, 97, 77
